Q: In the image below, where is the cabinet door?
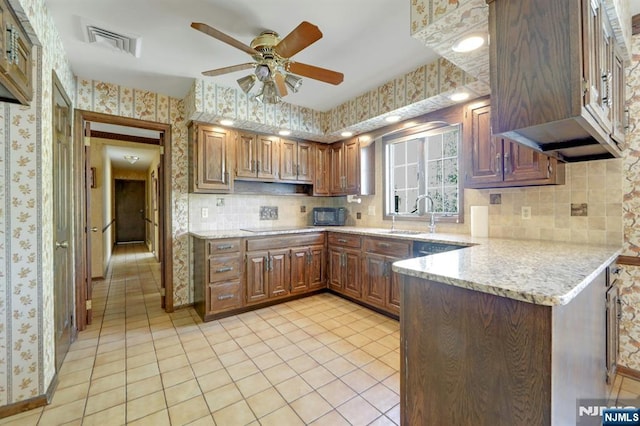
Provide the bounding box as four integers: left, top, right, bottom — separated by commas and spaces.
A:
344, 139, 360, 194
343, 249, 361, 298
314, 144, 331, 195
290, 246, 309, 294
605, 283, 619, 384
280, 139, 298, 181
257, 134, 279, 179
268, 248, 290, 298
308, 245, 326, 289
463, 100, 503, 188
236, 132, 256, 178
611, 46, 626, 146
386, 258, 401, 315
362, 253, 386, 307
330, 142, 345, 194
503, 139, 553, 183
328, 248, 344, 291
297, 142, 314, 183
246, 251, 268, 304
195, 126, 232, 192
207, 280, 242, 315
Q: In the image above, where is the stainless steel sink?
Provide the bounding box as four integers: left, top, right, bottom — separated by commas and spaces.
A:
385, 230, 424, 235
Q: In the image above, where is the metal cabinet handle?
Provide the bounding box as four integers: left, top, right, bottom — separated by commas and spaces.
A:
217, 244, 233, 250
617, 298, 622, 319
217, 294, 234, 301
91, 227, 98, 232
379, 242, 390, 248
495, 153, 501, 175
55, 240, 69, 249
257, 160, 261, 173
337, 238, 347, 243
273, 289, 286, 295
215, 266, 233, 273
504, 152, 510, 176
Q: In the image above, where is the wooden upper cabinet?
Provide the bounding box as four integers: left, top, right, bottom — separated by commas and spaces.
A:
0, 0, 32, 105
189, 123, 233, 193
330, 142, 345, 194
463, 99, 502, 187
236, 131, 279, 180
463, 98, 564, 189
344, 139, 360, 194
611, 45, 627, 146
314, 144, 331, 195
488, 0, 624, 160
280, 139, 314, 183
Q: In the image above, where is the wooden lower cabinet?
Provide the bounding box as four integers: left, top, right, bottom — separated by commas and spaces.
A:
328, 232, 362, 298
362, 253, 387, 307
193, 238, 243, 321
245, 233, 326, 307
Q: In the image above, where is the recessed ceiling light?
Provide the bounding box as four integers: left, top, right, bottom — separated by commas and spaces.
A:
385, 115, 401, 123
220, 119, 234, 126
452, 34, 486, 53
278, 129, 291, 136
449, 92, 470, 102
359, 135, 371, 142
341, 131, 353, 137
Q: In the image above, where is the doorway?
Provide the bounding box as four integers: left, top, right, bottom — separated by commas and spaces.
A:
115, 179, 146, 243
74, 110, 173, 331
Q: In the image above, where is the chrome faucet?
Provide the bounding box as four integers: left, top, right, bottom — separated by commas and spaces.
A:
415, 194, 436, 233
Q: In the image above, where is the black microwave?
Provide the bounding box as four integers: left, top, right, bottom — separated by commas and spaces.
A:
312, 207, 346, 226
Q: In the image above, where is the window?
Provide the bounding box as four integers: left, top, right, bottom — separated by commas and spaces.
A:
383, 123, 462, 222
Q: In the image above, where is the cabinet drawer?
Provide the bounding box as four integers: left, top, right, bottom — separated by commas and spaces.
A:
207, 280, 241, 314
209, 255, 241, 282
208, 239, 241, 254
328, 232, 361, 249
363, 237, 411, 258
247, 233, 325, 251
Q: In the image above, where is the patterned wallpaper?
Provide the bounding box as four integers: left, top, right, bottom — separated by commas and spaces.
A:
186, 57, 489, 143
0, 0, 74, 409
618, 34, 640, 372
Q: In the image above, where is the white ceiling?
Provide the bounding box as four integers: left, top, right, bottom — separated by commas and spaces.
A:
103, 142, 159, 172
44, 0, 441, 111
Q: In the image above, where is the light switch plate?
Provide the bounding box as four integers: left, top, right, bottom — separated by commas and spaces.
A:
201, 207, 209, 218
368, 206, 375, 216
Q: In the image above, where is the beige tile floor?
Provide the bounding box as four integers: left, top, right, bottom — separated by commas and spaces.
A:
1, 243, 639, 425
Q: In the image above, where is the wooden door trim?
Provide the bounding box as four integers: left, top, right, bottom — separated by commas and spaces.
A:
73, 110, 174, 323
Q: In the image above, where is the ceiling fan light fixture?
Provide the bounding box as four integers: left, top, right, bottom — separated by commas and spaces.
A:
237, 74, 257, 94
284, 74, 303, 93
256, 80, 281, 104
255, 64, 271, 82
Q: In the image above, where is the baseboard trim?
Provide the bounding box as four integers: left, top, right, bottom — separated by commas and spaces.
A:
617, 365, 640, 381
0, 373, 57, 419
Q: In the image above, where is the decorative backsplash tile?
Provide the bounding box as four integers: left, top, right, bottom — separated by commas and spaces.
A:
571, 203, 588, 216
260, 206, 279, 220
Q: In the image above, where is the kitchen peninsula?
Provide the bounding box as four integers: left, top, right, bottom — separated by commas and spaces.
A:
392, 239, 621, 426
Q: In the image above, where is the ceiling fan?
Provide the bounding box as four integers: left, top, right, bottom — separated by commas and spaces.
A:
191, 21, 344, 104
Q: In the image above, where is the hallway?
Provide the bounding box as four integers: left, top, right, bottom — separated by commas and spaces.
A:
2, 244, 640, 425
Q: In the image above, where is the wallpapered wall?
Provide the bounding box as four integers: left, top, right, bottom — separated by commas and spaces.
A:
0, 0, 74, 408
618, 34, 640, 372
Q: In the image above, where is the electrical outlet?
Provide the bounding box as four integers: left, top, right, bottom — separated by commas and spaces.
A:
216, 198, 225, 207
521, 206, 531, 219
201, 207, 209, 218
368, 206, 376, 216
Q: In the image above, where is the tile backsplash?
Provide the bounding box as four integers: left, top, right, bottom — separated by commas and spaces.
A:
189, 194, 340, 231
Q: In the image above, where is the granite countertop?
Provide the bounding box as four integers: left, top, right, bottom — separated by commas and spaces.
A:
189, 226, 621, 307
392, 238, 621, 306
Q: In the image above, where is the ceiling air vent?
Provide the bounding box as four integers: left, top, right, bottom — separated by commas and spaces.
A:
82, 20, 141, 57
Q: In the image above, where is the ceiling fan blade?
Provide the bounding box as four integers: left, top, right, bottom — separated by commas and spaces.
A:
274, 21, 323, 58
274, 73, 288, 97
202, 63, 255, 77
288, 62, 344, 85
191, 22, 257, 56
